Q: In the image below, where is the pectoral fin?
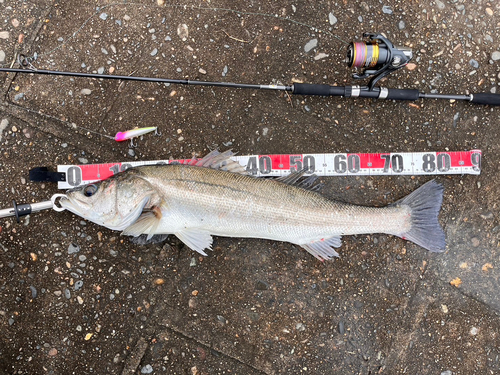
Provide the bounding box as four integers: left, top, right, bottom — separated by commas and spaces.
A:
108, 196, 150, 231
175, 229, 213, 256
122, 205, 162, 240
299, 236, 342, 261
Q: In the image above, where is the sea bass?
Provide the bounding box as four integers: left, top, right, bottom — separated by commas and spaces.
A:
59, 151, 446, 260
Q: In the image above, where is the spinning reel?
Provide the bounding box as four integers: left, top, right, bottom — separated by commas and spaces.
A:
346, 33, 413, 90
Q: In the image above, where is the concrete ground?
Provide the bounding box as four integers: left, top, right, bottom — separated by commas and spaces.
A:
0, 0, 499, 374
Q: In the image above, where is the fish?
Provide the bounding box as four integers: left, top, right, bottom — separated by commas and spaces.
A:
59, 150, 446, 260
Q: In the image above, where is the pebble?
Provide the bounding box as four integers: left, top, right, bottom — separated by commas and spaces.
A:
295, 323, 306, 331
154, 278, 165, 285
485, 8, 493, 16
81, 89, 92, 95
328, 13, 337, 25
217, 315, 227, 325
150, 48, 158, 56
74, 280, 84, 291
338, 321, 345, 334
304, 39, 318, 53
68, 243, 80, 254
141, 365, 153, 374
398, 20, 405, 30
198, 68, 206, 74
0, 50, 5, 62
435, 0, 445, 9
14, 93, 24, 101
471, 237, 480, 247
48, 348, 58, 356
97, 67, 105, 74
30, 286, 37, 298
255, 280, 269, 290
11, 18, 19, 28
78, 157, 89, 164
382, 6, 393, 14
0, 31, 9, 39
64, 288, 71, 299
406, 63, 417, 71
491, 51, 500, 61
469, 59, 479, 69
480, 212, 494, 220
99, 13, 108, 21
222, 65, 228, 77
177, 24, 189, 40
314, 53, 329, 61
0, 118, 8, 141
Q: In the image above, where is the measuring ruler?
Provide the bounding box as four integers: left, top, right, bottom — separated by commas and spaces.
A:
56, 150, 482, 189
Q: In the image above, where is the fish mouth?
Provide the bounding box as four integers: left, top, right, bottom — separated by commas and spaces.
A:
59, 195, 91, 216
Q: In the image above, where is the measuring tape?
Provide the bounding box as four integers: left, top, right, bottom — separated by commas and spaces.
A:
56, 150, 481, 189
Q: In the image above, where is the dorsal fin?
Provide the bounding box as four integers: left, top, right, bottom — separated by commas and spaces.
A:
276, 170, 321, 191
185, 150, 247, 175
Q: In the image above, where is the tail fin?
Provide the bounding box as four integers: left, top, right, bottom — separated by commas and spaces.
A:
393, 180, 446, 252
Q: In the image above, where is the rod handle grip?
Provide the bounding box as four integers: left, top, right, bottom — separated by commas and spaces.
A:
470, 93, 500, 106
386, 88, 420, 100
292, 83, 340, 96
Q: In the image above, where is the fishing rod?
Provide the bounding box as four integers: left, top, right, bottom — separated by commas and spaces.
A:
1, 33, 499, 106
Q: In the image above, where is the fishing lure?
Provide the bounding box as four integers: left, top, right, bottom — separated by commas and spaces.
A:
114, 126, 158, 142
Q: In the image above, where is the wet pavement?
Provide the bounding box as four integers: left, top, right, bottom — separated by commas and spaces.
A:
0, 0, 499, 374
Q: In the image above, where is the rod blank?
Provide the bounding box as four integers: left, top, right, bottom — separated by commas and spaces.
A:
1, 67, 499, 106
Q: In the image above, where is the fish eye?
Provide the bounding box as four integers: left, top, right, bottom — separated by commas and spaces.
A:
83, 184, 98, 197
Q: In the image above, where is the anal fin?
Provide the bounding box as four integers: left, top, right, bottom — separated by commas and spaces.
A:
299, 236, 341, 261
175, 229, 213, 256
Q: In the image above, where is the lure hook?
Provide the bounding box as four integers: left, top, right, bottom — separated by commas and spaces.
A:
128, 138, 138, 148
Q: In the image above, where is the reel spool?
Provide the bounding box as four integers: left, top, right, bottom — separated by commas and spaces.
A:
346, 33, 413, 90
